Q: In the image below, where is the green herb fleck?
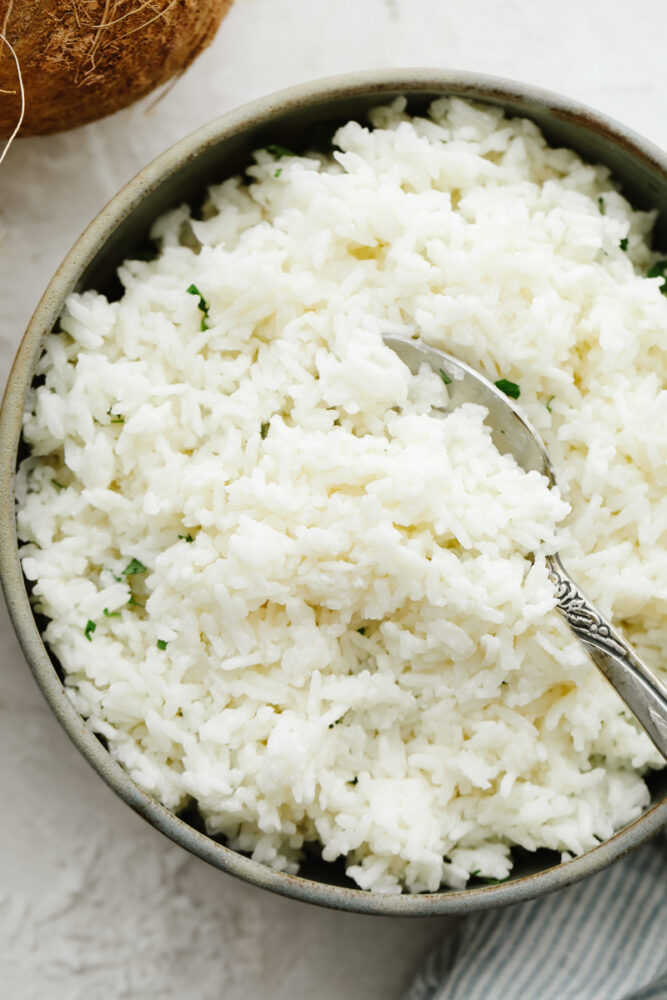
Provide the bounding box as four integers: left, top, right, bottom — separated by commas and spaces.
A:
260, 422, 270, 439
357, 627, 366, 635
178, 533, 194, 543
53, 480, 65, 490
597, 196, 605, 215
439, 368, 452, 386
103, 608, 121, 618
127, 595, 144, 608
647, 258, 667, 294
156, 639, 168, 651
186, 283, 210, 331
501, 680, 508, 686
265, 144, 294, 159
470, 869, 481, 878
122, 558, 147, 576
495, 378, 521, 400
107, 407, 124, 424
483, 875, 511, 885
84, 619, 96, 641
619, 237, 629, 252
273, 168, 282, 179
546, 395, 555, 413
347, 776, 359, 786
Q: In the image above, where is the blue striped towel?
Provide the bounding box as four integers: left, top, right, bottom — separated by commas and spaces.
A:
404, 837, 667, 1000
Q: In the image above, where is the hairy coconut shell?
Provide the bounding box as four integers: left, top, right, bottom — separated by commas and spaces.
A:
0, 0, 233, 138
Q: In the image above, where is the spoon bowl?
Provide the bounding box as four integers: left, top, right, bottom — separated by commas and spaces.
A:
383, 335, 556, 482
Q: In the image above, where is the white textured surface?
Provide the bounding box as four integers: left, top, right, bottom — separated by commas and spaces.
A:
1, 1, 666, 996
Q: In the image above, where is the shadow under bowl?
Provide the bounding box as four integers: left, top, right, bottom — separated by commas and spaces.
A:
1, 69, 666, 915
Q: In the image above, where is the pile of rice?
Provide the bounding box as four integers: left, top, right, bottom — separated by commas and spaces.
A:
17, 98, 667, 893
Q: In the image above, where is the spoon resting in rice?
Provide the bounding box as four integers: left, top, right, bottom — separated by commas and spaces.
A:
384, 335, 667, 759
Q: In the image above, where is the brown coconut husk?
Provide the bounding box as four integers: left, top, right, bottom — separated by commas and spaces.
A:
0, 0, 233, 139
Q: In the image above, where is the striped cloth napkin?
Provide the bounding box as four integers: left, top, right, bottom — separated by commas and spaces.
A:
404, 836, 667, 1000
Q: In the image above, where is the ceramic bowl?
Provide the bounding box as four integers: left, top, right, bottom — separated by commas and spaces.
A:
1, 69, 665, 915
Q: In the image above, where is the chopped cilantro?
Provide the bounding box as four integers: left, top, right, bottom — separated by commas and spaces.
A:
470, 869, 481, 878
597, 196, 605, 215
546, 395, 555, 413
122, 558, 147, 576
439, 368, 452, 386
619, 237, 628, 252
483, 875, 511, 885
265, 144, 294, 159
347, 776, 359, 786
495, 378, 521, 400
84, 619, 96, 641
260, 422, 270, 439
178, 533, 194, 543
186, 283, 210, 331
107, 407, 124, 424
273, 168, 282, 179
156, 639, 168, 651
53, 480, 65, 490
103, 608, 121, 618
127, 595, 144, 608
647, 258, 667, 294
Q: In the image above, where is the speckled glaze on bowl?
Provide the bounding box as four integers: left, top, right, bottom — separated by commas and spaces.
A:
1, 70, 666, 916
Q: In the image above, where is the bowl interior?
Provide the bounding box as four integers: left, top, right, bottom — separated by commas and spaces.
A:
3, 72, 667, 914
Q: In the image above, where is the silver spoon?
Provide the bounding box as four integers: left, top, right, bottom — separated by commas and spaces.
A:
383, 334, 667, 759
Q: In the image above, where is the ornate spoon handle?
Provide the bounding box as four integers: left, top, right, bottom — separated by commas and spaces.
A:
546, 554, 667, 759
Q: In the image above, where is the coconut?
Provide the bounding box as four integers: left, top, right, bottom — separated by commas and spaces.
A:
0, 0, 233, 139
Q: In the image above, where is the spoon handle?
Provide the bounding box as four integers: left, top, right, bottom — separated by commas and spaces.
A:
546, 554, 667, 759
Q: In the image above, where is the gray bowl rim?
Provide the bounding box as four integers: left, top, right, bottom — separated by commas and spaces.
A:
1, 67, 666, 917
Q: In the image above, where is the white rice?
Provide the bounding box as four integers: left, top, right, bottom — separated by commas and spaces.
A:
16, 97, 667, 893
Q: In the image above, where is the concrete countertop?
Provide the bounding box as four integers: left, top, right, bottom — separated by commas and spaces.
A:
1, 1, 665, 996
